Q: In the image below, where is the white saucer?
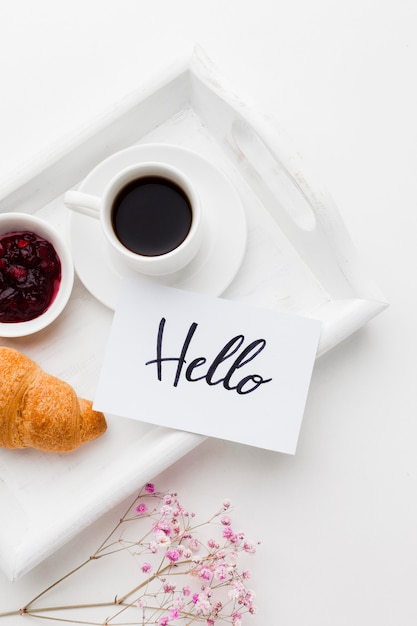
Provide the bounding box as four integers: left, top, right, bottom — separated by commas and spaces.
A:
68, 144, 247, 310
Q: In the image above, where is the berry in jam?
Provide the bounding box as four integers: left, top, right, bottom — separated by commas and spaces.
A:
0, 230, 61, 323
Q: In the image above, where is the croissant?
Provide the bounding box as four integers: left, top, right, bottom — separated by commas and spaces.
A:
0, 346, 107, 452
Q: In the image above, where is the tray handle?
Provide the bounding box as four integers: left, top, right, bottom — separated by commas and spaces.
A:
231, 115, 319, 233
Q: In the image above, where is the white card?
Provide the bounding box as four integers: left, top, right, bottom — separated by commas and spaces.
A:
94, 278, 321, 454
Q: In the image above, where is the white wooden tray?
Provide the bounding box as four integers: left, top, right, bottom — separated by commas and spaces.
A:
0, 46, 387, 581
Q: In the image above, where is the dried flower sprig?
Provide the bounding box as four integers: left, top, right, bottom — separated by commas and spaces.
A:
0, 483, 258, 625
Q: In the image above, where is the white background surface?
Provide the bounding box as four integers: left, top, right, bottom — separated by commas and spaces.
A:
0, 1, 416, 624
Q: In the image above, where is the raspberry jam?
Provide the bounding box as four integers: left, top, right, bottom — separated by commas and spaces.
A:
0, 231, 61, 323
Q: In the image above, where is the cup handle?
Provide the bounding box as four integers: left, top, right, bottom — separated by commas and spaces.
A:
64, 190, 101, 219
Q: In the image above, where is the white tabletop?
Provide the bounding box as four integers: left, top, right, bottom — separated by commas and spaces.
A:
0, 1, 416, 624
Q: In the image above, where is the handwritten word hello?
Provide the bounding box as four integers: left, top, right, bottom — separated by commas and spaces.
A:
145, 317, 272, 395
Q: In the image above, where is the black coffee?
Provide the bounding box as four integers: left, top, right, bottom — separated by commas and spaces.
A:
112, 176, 192, 256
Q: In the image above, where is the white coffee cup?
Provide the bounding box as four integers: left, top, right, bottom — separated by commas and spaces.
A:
64, 162, 202, 276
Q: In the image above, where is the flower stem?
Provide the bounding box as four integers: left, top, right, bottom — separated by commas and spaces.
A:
116, 557, 196, 605
22, 557, 93, 612
2, 601, 133, 625
20, 491, 149, 613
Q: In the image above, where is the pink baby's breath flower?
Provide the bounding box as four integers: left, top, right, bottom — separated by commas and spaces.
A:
149, 541, 158, 553
141, 562, 152, 573
174, 502, 186, 515
214, 563, 227, 581
166, 549, 180, 562
243, 540, 256, 554
223, 531, 238, 545
173, 596, 185, 610
232, 612, 242, 626
19, 482, 258, 625
188, 538, 200, 552
154, 519, 172, 536
155, 531, 171, 548
228, 581, 242, 601
195, 596, 212, 615
213, 600, 223, 614
198, 566, 212, 581
244, 589, 256, 607
160, 505, 173, 516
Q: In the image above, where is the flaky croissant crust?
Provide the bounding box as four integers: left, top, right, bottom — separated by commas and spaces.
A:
0, 346, 106, 452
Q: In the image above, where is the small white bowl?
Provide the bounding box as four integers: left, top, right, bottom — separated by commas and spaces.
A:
0, 213, 74, 337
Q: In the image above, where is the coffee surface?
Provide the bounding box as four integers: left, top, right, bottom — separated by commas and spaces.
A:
112, 176, 192, 256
